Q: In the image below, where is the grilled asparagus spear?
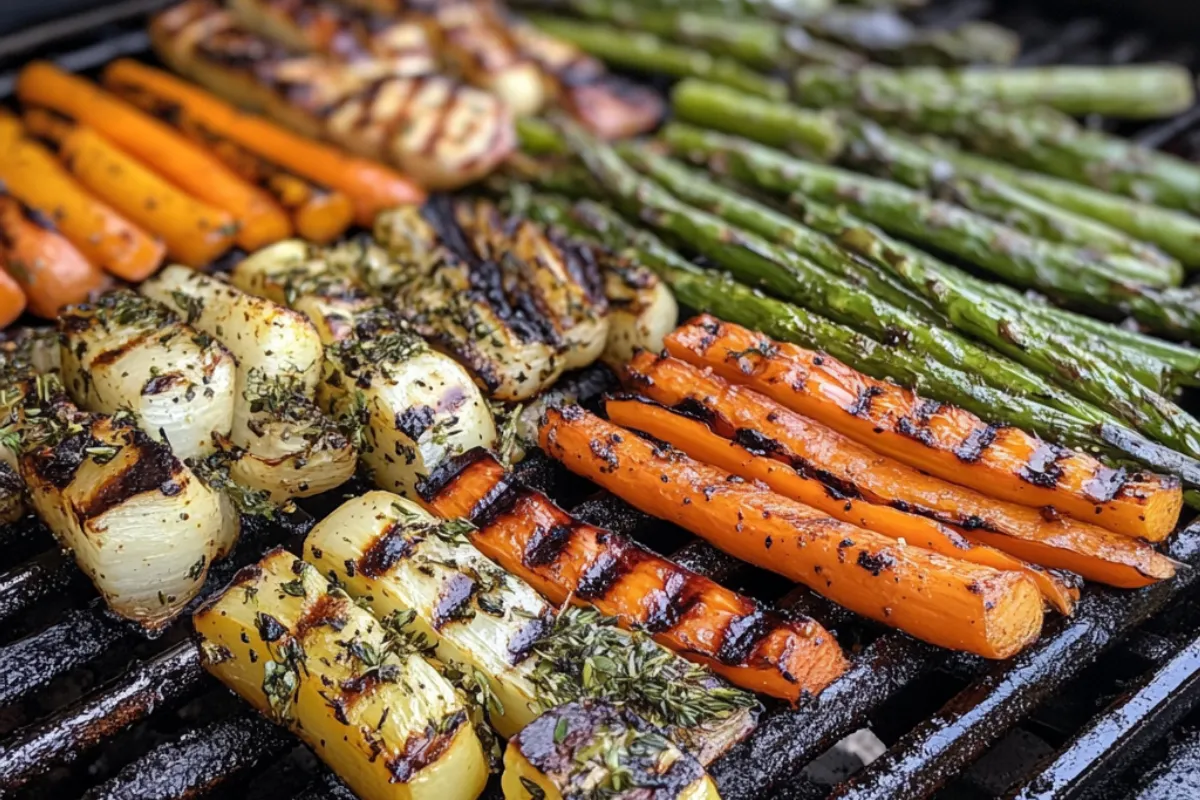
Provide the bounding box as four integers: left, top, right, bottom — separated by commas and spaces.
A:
797, 7, 1018, 66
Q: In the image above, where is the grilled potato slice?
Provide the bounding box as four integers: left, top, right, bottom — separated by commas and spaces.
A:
502, 701, 721, 800
58, 290, 236, 461
307, 493, 758, 761
194, 548, 490, 800
152, 0, 516, 190
602, 261, 679, 366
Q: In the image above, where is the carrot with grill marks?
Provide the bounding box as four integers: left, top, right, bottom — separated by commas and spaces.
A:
17, 62, 291, 250
539, 406, 1046, 659
102, 60, 426, 225
0, 266, 26, 328
422, 451, 848, 702
604, 394, 1080, 613
23, 111, 235, 270
667, 315, 1182, 542
622, 351, 1177, 590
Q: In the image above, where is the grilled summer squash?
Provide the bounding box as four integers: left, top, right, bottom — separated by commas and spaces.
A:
58, 290, 236, 461
194, 548, 490, 800
502, 700, 721, 800
306, 492, 758, 762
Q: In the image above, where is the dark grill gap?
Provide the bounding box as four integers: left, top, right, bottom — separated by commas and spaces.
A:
4, 2, 1200, 799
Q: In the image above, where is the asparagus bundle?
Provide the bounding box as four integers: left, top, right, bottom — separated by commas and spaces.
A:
797, 8, 1018, 67
526, 15, 786, 99
794, 64, 1196, 119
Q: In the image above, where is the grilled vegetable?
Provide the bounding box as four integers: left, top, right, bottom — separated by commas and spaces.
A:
150, 0, 516, 190
502, 700, 720, 800
616, 353, 1175, 590
143, 265, 355, 503
0, 122, 164, 281
17, 61, 291, 250
24, 110, 236, 269
17, 380, 232, 630
601, 260, 678, 365
0, 195, 108, 319
58, 291, 236, 462
0, 463, 23, 525
0, 268, 25, 329
193, 548, 490, 800
668, 316, 1183, 542
102, 60, 426, 226
425, 451, 849, 702
541, 406, 1046, 658
798, 7, 1018, 66
305, 492, 758, 759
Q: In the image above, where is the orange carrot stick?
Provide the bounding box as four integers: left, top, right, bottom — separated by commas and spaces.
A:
0, 195, 108, 318
622, 351, 1176, 590
0, 267, 27, 329
666, 315, 1182, 542
102, 59, 426, 225
18, 61, 291, 250
24, 111, 235, 269
0, 121, 164, 282
540, 406, 1046, 659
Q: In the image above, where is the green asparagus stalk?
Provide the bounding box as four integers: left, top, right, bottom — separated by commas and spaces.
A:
566, 0, 833, 23
799, 8, 1019, 67
663, 123, 1200, 338
793, 64, 1196, 119
792, 69, 1200, 213
525, 15, 786, 99
914, 138, 1200, 270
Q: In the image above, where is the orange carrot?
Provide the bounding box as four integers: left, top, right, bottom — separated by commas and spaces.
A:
604, 394, 1080, 612
102, 59, 426, 225
24, 111, 235, 269
0, 121, 164, 282
666, 316, 1183, 542
18, 62, 291, 250
539, 406, 1046, 659
622, 351, 1176, 590
0, 195, 108, 318
424, 451, 848, 702
0, 267, 26, 329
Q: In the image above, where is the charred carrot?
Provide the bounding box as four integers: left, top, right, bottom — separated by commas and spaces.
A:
424, 451, 848, 702
0, 195, 108, 318
604, 394, 1080, 613
102, 60, 426, 225
0, 268, 26, 328
18, 62, 291, 250
667, 316, 1183, 542
622, 351, 1176, 590
540, 406, 1046, 659
24, 111, 235, 269
0, 123, 165, 281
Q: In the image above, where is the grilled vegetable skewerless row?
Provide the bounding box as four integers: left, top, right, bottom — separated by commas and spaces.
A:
425, 450, 849, 702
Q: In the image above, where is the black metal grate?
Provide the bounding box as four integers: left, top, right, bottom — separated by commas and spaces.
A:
5, 2, 1200, 798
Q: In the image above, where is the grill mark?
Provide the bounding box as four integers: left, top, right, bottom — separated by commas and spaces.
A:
395, 404, 436, 441
358, 521, 420, 578
295, 594, 350, 639
416, 446, 494, 502
575, 536, 637, 601
90, 329, 158, 368
716, 610, 771, 666
142, 372, 187, 396
955, 425, 999, 463
506, 613, 552, 666
387, 710, 468, 783
77, 430, 183, 521
1019, 442, 1069, 489
846, 386, 884, 418
895, 415, 939, 448
888, 499, 999, 537
640, 569, 689, 633
523, 522, 576, 568
1082, 464, 1129, 504
430, 572, 478, 630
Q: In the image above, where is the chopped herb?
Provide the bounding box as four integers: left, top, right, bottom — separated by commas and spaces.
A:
554, 717, 570, 744
187, 555, 207, 581
170, 290, 205, 325
518, 777, 546, 800
280, 579, 307, 598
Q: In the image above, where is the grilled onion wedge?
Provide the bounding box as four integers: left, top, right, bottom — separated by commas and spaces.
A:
306, 493, 758, 760
58, 290, 236, 461
194, 548, 490, 800
602, 260, 679, 366
143, 264, 355, 502
19, 390, 231, 631
502, 700, 720, 800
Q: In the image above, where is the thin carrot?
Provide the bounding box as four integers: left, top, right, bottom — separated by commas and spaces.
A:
18, 61, 291, 250
24, 111, 236, 269
0, 267, 26, 329
102, 59, 426, 225
622, 351, 1176, 590
666, 316, 1183, 542
540, 406, 1046, 659
604, 394, 1080, 613
0, 122, 164, 282
423, 451, 849, 702
0, 195, 108, 319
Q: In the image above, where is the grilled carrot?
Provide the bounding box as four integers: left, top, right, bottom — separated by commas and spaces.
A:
622, 351, 1177, 590
0, 111, 21, 144
540, 406, 1046, 659
0, 268, 26, 328
0, 196, 107, 318
0, 123, 164, 281
605, 394, 1080, 612
18, 62, 291, 250
24, 111, 236, 269
102, 59, 426, 225
667, 316, 1182, 542
423, 451, 848, 702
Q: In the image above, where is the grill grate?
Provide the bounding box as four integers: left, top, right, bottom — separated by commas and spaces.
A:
5, 2, 1200, 799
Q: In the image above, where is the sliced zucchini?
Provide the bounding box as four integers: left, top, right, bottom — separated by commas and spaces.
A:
502, 700, 721, 800
194, 548, 490, 800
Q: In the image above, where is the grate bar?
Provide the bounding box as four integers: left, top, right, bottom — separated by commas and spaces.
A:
0, 548, 79, 627
0, 607, 129, 707
1122, 723, 1200, 800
